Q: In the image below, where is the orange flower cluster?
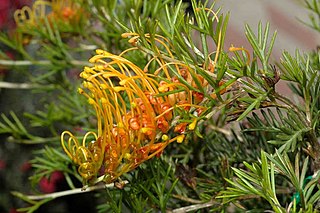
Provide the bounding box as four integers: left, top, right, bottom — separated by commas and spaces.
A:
15, 0, 81, 26
14, 0, 85, 44
61, 30, 230, 184
122, 32, 225, 130
61, 49, 200, 183
49, 0, 82, 23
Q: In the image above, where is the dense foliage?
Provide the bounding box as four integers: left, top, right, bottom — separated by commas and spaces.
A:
0, 0, 319, 212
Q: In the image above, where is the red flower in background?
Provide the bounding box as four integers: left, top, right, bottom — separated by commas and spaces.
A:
0, 0, 31, 78
9, 208, 19, 213
0, 0, 31, 30
39, 171, 64, 193
20, 161, 32, 173
0, 0, 11, 29
0, 159, 6, 170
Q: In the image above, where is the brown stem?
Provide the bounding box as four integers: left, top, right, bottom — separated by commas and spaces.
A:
168, 200, 218, 213
171, 194, 203, 204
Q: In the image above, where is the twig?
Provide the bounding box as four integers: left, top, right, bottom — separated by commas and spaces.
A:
6, 136, 60, 144
25, 181, 129, 201
168, 200, 217, 213
0, 82, 54, 89
0, 59, 90, 66
0, 60, 45, 66
172, 194, 203, 204
207, 125, 232, 137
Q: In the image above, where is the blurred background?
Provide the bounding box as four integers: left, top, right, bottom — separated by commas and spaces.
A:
0, 0, 319, 212
215, 0, 320, 96
216, 0, 319, 56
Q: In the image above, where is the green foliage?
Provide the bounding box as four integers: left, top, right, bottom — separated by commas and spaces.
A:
245, 22, 277, 71
0, 111, 54, 144
0, 0, 320, 212
245, 109, 312, 153
218, 150, 284, 213
30, 146, 80, 188
96, 158, 179, 213
219, 150, 320, 212
303, 0, 320, 32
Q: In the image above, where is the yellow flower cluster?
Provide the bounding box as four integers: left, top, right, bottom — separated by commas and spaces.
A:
61, 48, 202, 183
14, 0, 84, 44
60, 30, 231, 184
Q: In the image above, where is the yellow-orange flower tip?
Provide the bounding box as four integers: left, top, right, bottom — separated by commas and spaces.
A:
113, 86, 125, 92
141, 127, 153, 134
100, 84, 108, 90
78, 88, 84, 94
176, 135, 185, 143
83, 66, 92, 72
88, 98, 95, 105
161, 134, 169, 141
124, 153, 132, 160
89, 55, 104, 64
94, 65, 104, 71
102, 73, 113, 78
119, 79, 127, 86
118, 122, 124, 128
131, 102, 137, 108
95, 49, 105, 55
100, 98, 107, 104
229, 46, 250, 55
83, 81, 94, 89
79, 72, 89, 79
158, 86, 167, 93
228, 46, 251, 65
229, 46, 242, 52
121, 33, 131, 38
128, 36, 139, 45
188, 119, 197, 131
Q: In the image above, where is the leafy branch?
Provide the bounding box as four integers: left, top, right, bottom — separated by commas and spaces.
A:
302, 0, 320, 32
12, 181, 128, 213
219, 150, 320, 212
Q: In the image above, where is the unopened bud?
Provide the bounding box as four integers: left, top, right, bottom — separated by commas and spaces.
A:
188, 119, 197, 130
176, 135, 185, 143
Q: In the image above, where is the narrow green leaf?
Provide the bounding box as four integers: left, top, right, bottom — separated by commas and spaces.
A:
237, 92, 268, 121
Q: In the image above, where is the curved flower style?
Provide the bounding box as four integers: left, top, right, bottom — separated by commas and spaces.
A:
14, 0, 50, 28
61, 26, 231, 184
61, 49, 191, 184
14, 0, 85, 37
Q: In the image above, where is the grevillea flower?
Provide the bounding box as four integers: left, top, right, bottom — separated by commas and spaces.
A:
122, 32, 231, 110
61, 49, 192, 184
61, 18, 231, 184
13, 0, 85, 42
